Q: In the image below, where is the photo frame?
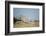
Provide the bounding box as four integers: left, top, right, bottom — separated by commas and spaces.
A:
5, 1, 45, 35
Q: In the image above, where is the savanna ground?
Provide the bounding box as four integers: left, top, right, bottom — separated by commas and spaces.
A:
14, 21, 39, 28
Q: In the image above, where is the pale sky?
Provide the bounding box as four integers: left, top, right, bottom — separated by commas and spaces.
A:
13, 8, 39, 20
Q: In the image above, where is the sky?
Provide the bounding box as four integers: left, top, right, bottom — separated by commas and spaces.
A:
13, 8, 39, 20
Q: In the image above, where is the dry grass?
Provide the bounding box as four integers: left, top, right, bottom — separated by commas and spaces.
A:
14, 21, 39, 28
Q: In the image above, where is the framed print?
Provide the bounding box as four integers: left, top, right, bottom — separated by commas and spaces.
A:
5, 1, 45, 35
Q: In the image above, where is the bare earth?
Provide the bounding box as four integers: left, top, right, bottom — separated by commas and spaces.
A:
14, 21, 39, 28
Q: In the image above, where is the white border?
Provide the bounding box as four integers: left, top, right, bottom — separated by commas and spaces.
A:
10, 4, 43, 32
